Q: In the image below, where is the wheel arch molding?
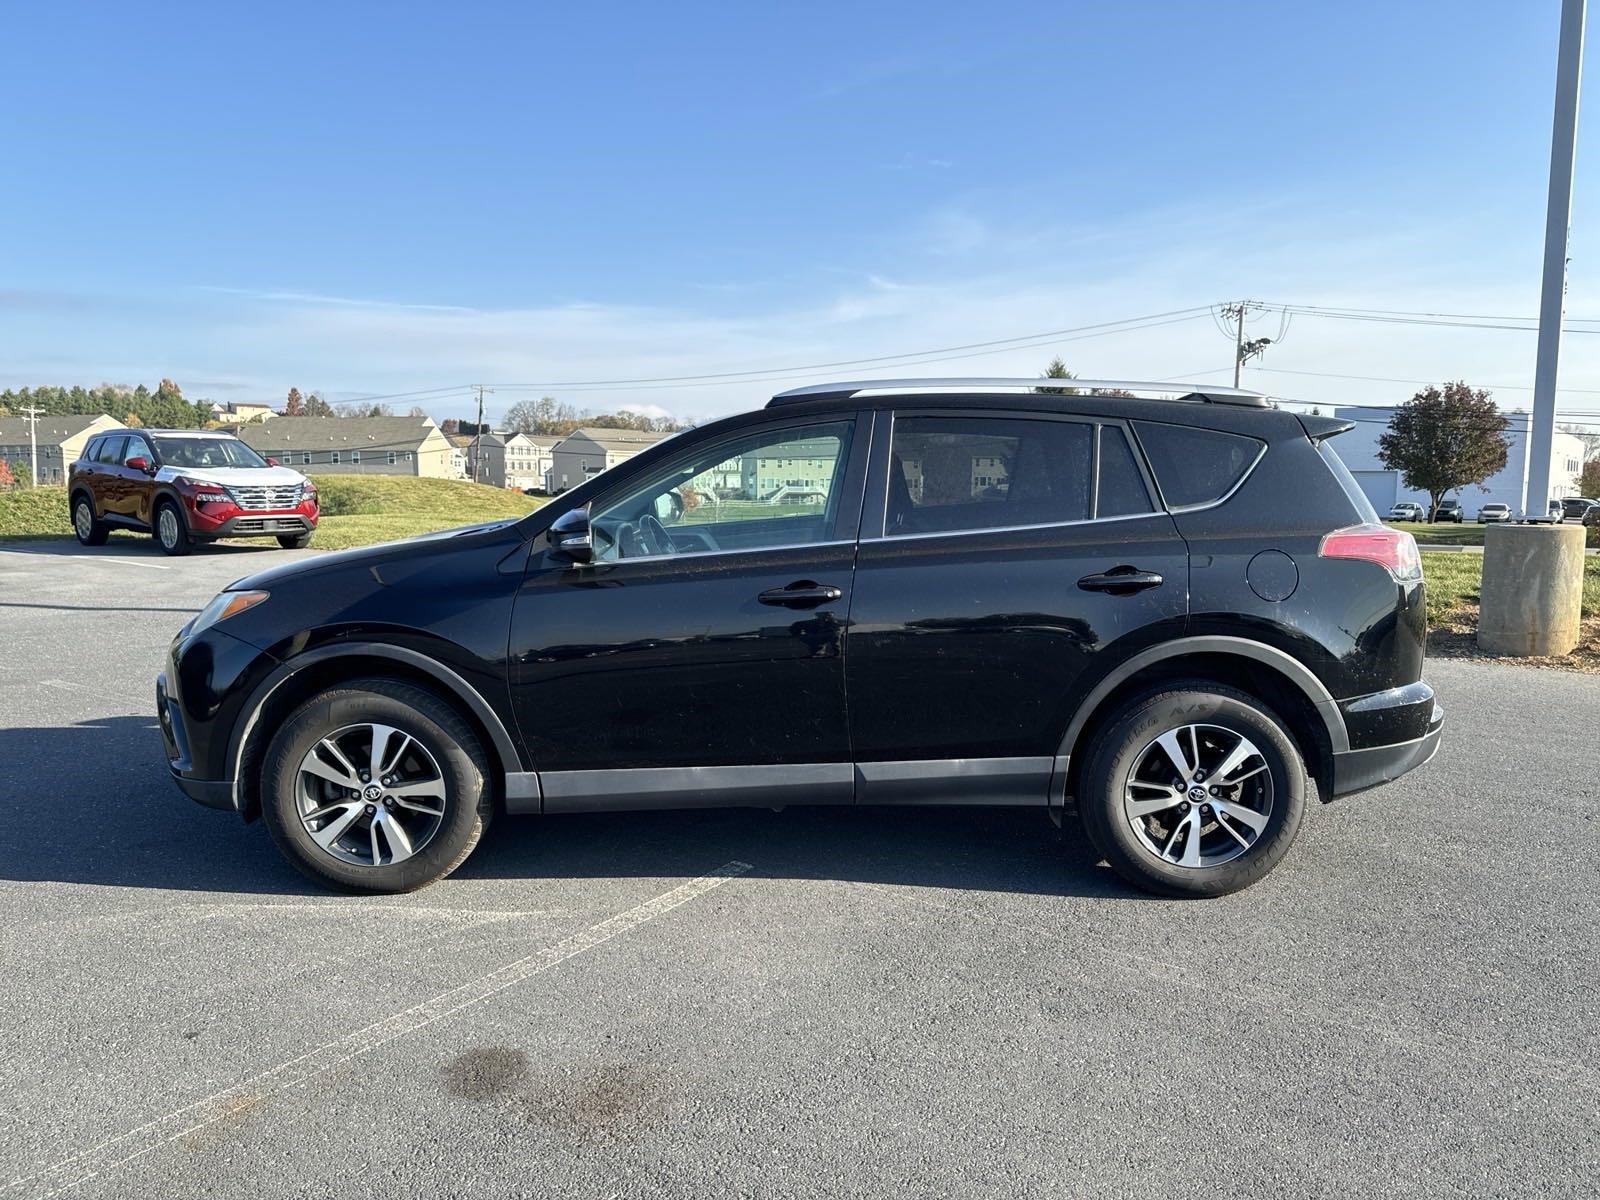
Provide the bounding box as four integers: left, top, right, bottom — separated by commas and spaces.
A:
1052, 635, 1349, 809
226, 641, 524, 820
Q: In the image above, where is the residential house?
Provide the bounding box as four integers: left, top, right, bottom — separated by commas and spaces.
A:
504, 432, 559, 492
740, 438, 842, 504
464, 432, 506, 486
549, 427, 671, 493
0, 413, 125, 485
236, 416, 454, 477
446, 434, 473, 480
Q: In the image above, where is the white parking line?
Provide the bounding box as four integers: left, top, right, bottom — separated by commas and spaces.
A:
3, 861, 753, 1200
97, 558, 171, 570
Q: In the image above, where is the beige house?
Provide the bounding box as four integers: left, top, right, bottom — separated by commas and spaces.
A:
237, 416, 454, 476
549, 427, 671, 493
0, 413, 124, 484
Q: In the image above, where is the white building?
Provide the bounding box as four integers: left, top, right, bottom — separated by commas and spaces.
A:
1315, 406, 1585, 518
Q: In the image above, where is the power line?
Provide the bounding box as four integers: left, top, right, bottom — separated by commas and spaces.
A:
480, 307, 1216, 392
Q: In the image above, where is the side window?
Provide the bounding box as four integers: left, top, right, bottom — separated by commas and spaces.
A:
886, 415, 1091, 536
122, 437, 151, 465
592, 420, 854, 560
95, 436, 127, 465
1132, 422, 1264, 509
331, 451, 340, 465
1096, 426, 1155, 518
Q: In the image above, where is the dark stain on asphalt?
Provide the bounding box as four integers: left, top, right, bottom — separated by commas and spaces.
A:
443, 1048, 664, 1143
443, 1046, 531, 1102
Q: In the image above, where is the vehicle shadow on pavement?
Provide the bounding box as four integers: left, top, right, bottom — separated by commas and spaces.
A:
463, 807, 1139, 901
0, 537, 280, 558
0, 716, 311, 895
0, 717, 1135, 899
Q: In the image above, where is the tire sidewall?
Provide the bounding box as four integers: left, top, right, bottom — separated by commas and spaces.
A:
262, 686, 487, 892
155, 501, 190, 554
72, 495, 101, 545
1083, 687, 1305, 898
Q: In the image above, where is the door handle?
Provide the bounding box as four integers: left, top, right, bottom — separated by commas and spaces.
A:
1078, 566, 1164, 595
758, 581, 843, 608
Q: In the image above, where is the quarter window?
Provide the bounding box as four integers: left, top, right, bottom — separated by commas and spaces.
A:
886, 416, 1091, 537
1132, 422, 1264, 509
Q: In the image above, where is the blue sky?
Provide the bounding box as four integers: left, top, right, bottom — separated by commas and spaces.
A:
6, 1, 1600, 424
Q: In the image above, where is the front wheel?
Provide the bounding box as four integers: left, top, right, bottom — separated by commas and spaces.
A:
261, 679, 492, 892
277, 532, 313, 549
1079, 684, 1306, 898
153, 500, 192, 556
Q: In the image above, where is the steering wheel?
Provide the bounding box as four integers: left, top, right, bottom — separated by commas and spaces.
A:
638, 513, 673, 557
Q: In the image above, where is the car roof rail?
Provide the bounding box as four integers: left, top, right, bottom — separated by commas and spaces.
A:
767, 377, 1272, 408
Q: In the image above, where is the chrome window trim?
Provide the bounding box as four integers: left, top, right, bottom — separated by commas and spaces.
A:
860, 509, 1172, 545
588, 537, 856, 567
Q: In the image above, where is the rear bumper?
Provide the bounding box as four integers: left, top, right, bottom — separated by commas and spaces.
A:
1330, 701, 1444, 796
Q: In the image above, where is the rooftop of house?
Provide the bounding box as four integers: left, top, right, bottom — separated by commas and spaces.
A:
235, 416, 442, 453
0, 413, 123, 445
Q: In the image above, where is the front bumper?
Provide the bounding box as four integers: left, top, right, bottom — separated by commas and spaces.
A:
197, 513, 315, 540
157, 671, 234, 810
1330, 701, 1445, 796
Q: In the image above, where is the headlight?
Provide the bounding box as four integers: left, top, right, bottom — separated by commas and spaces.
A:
189, 589, 270, 637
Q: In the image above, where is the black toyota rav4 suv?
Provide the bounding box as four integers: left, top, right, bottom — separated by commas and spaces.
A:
158, 378, 1443, 897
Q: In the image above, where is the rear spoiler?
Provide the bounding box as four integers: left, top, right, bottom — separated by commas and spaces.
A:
1296, 413, 1356, 441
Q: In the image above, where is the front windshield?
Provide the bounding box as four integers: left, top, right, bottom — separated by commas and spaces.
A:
151, 436, 269, 469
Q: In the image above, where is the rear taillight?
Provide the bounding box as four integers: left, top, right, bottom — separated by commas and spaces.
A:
1318, 523, 1422, 581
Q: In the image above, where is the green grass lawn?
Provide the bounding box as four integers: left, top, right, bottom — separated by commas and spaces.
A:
1390, 520, 1487, 546
1421, 549, 1600, 654
0, 476, 546, 550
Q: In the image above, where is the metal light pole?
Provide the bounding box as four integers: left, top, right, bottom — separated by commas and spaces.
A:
1525, 0, 1586, 520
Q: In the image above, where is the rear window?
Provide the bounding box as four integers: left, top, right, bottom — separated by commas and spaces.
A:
1132, 422, 1264, 509
1316, 439, 1380, 523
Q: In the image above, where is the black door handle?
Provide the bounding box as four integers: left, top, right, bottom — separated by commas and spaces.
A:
1078, 567, 1164, 595
758, 581, 843, 608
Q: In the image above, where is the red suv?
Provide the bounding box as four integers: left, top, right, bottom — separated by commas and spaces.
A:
68, 429, 318, 555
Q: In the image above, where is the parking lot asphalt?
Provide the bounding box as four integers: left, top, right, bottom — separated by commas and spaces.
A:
2, 537, 1597, 1199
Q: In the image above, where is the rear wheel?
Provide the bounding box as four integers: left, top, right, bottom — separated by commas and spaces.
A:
71, 494, 108, 546
1079, 683, 1306, 898
261, 679, 492, 892
153, 500, 192, 556
277, 532, 313, 549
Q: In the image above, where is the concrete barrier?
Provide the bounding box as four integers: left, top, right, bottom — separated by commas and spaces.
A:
1477, 523, 1587, 656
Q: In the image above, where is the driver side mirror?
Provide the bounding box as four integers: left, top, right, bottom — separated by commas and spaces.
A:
652, 490, 685, 524
126, 456, 154, 475
266, 456, 280, 467
549, 505, 593, 564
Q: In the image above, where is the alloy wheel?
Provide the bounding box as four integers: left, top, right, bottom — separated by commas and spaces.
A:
295, 723, 448, 867
158, 507, 180, 549
74, 502, 92, 540
1123, 723, 1274, 869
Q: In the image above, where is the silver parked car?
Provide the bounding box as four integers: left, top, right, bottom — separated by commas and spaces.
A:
1477, 503, 1513, 524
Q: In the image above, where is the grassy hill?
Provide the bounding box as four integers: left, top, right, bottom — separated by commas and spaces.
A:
0, 476, 546, 550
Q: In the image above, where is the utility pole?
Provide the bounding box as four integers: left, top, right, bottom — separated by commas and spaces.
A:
470, 385, 494, 484
1525, 0, 1586, 520
21, 406, 44, 488
1217, 301, 1271, 386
